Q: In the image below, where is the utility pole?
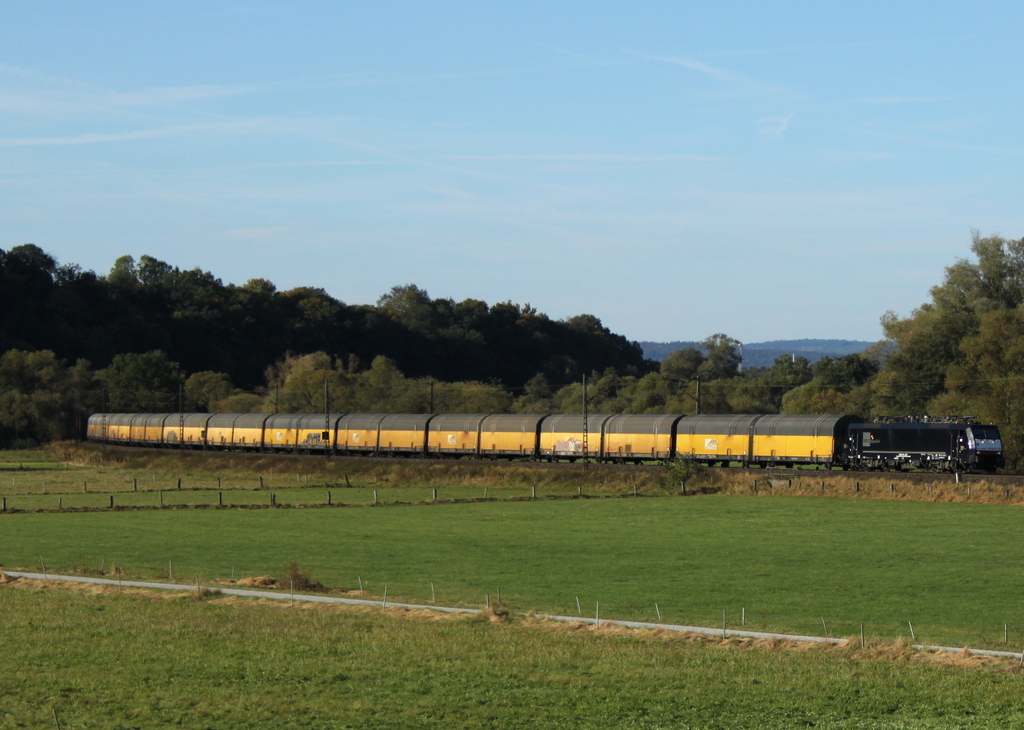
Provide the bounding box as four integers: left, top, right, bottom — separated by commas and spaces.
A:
696, 375, 701, 415
324, 379, 330, 460
582, 374, 589, 471
178, 382, 184, 450
429, 381, 435, 413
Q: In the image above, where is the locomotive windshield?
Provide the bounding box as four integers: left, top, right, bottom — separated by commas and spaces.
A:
970, 426, 1000, 440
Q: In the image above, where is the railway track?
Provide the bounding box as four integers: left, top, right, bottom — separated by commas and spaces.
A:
70, 444, 1023, 484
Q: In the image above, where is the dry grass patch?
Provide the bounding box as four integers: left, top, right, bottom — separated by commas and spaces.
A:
236, 575, 276, 587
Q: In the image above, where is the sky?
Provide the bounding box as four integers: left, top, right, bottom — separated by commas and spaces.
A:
1, 1, 1022, 344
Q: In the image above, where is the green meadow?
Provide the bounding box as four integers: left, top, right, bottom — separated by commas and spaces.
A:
3, 583, 1024, 730
3, 492, 1024, 650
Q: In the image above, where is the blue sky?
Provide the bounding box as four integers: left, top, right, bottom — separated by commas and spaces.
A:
2, 2, 1022, 344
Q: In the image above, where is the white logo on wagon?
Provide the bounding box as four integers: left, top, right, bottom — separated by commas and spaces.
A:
447, 434, 457, 444
705, 438, 718, 450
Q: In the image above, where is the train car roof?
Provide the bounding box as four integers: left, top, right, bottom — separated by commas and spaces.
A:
428, 414, 489, 432
604, 414, 684, 435
134, 413, 172, 427
179, 413, 213, 427
753, 414, 856, 437
676, 414, 763, 435
378, 414, 433, 430
294, 413, 345, 429
479, 414, 549, 432
205, 413, 268, 428
540, 414, 613, 432
336, 414, 388, 429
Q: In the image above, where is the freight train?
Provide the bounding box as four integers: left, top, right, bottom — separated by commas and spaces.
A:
87, 412, 1005, 473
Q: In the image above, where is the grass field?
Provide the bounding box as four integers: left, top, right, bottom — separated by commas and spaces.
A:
3, 579, 1024, 729
4, 491, 1024, 651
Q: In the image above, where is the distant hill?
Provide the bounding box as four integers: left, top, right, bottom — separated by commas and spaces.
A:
640, 339, 875, 369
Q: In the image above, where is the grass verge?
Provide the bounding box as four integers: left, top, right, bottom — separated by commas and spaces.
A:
3, 577, 1024, 729
4, 494, 1024, 651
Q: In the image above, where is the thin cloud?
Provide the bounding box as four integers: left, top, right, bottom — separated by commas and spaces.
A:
538, 43, 591, 62
758, 113, 795, 140
816, 150, 893, 162
0, 120, 273, 148
712, 33, 996, 59
855, 96, 946, 104
251, 160, 410, 169
657, 56, 740, 83
891, 136, 1024, 156
444, 153, 723, 162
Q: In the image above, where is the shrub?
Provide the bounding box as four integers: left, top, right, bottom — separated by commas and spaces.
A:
279, 562, 326, 593
661, 457, 708, 494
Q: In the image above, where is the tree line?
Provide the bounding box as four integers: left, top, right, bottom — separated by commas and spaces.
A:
4, 235, 1024, 469
0, 246, 647, 391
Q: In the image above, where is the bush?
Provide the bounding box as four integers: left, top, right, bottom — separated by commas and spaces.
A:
661, 457, 707, 494
279, 562, 326, 593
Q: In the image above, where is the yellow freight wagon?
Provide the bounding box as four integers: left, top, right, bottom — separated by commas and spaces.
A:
427, 414, 486, 456
228, 414, 269, 449
674, 415, 762, 464
294, 414, 342, 452
336, 414, 386, 454
603, 414, 683, 461
131, 414, 169, 445
539, 414, 611, 459
171, 413, 212, 446
378, 414, 431, 454
751, 415, 853, 466
107, 414, 134, 443
478, 414, 547, 458
264, 414, 301, 451
161, 414, 184, 445
86, 413, 111, 442
205, 414, 239, 448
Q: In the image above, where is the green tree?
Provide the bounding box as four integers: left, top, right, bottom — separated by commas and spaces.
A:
184, 371, 236, 412
377, 284, 436, 334
0, 349, 100, 444
876, 233, 1024, 414
660, 348, 704, 395
933, 308, 1024, 469
697, 334, 742, 381
512, 373, 554, 413
103, 351, 185, 411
